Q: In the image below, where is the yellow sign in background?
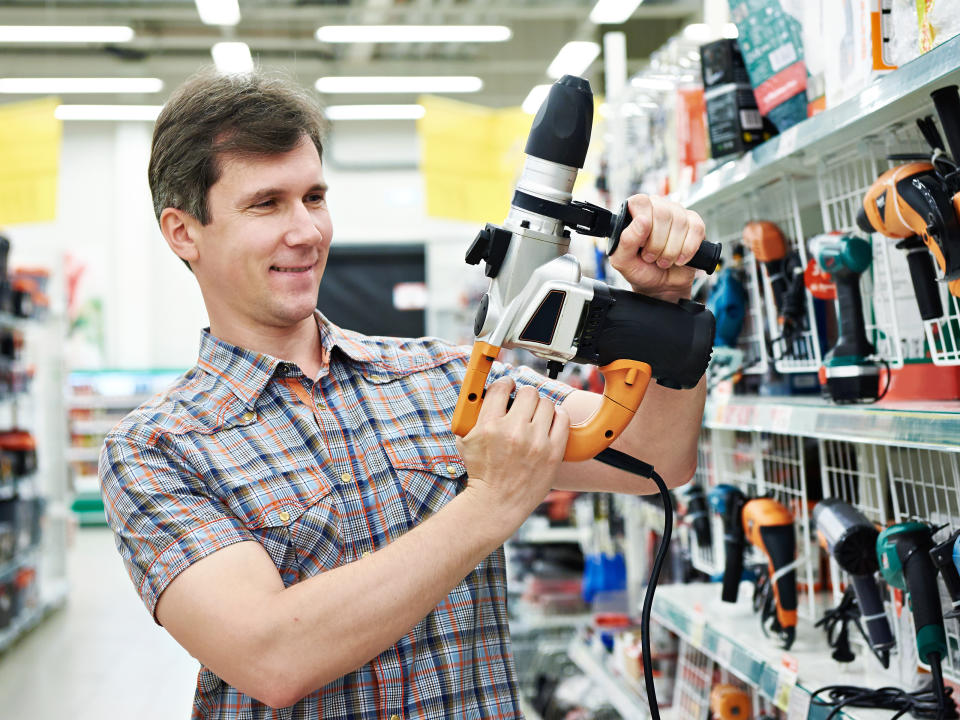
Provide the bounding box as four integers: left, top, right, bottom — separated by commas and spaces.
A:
418, 95, 533, 224
0, 98, 62, 226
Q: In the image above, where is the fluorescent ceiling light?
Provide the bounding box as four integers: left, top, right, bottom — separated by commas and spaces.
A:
212, 41, 253, 73
522, 85, 552, 115
629, 76, 675, 91
316, 25, 511, 43
195, 0, 240, 26
547, 41, 601, 80
589, 0, 644, 25
54, 104, 162, 121
325, 104, 425, 120
682, 23, 716, 44
315, 76, 482, 94
0, 26, 134, 43
0, 77, 164, 94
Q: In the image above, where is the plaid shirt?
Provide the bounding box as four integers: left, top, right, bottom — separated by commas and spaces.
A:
100, 312, 572, 720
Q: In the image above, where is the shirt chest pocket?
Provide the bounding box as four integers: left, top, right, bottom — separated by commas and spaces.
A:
220, 466, 345, 583
381, 433, 467, 524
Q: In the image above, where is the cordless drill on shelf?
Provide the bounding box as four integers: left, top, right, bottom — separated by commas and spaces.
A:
858, 85, 960, 322
451, 75, 720, 461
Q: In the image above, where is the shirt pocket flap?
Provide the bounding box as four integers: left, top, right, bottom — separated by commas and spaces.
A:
222, 466, 336, 530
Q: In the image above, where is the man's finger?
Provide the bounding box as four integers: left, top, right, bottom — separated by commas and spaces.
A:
677, 210, 706, 266
655, 206, 690, 269
476, 377, 515, 422
507, 385, 540, 422
641, 200, 673, 264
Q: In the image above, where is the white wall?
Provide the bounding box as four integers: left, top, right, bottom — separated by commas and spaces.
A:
5, 119, 478, 370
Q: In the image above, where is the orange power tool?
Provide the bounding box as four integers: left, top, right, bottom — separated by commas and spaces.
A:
857, 85, 960, 321
710, 684, 752, 720
742, 497, 798, 649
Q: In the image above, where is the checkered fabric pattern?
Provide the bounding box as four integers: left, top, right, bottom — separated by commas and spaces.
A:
100, 311, 573, 719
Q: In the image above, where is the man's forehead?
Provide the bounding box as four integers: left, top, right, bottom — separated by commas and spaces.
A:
213, 141, 324, 191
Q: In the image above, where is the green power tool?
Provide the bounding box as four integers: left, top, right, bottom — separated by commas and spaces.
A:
809, 233, 881, 403
877, 523, 951, 715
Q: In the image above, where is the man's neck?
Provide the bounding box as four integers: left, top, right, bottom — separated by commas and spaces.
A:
210, 314, 326, 381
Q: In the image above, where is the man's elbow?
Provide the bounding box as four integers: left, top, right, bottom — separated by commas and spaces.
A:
241, 658, 316, 710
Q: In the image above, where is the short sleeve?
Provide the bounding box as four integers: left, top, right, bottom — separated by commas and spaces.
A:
486, 355, 576, 406
99, 432, 254, 621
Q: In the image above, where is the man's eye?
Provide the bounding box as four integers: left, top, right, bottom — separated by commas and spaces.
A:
253, 199, 274, 208
308, 194, 326, 204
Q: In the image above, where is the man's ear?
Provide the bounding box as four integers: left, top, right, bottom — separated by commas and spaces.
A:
159, 207, 202, 265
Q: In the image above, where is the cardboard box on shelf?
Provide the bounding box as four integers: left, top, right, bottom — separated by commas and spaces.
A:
823, 0, 898, 109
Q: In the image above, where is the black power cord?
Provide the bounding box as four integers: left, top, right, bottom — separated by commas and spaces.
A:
595, 447, 673, 720
814, 585, 891, 666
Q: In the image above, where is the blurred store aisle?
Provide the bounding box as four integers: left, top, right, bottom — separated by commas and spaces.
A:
0, 527, 198, 719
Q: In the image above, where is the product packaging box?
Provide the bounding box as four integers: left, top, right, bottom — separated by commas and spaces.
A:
700, 39, 775, 158
727, 0, 809, 132
823, 0, 898, 108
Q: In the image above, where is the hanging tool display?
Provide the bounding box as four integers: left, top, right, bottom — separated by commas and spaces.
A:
742, 497, 798, 649
929, 528, 960, 620
857, 85, 960, 322
710, 684, 752, 720
451, 74, 719, 461
680, 483, 712, 551
742, 221, 807, 357
451, 74, 720, 720
812, 499, 894, 667
878, 522, 954, 719
809, 234, 883, 403
708, 483, 748, 603
707, 243, 748, 348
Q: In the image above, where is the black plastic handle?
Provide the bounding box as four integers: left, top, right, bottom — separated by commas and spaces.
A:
850, 573, 895, 650
931, 85, 960, 164
721, 493, 746, 603
898, 236, 945, 321
901, 535, 945, 645
930, 529, 960, 609
607, 201, 721, 274
759, 524, 798, 616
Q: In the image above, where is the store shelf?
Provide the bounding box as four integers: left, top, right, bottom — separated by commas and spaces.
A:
0, 577, 68, 655
65, 446, 101, 463
684, 34, 960, 211
652, 583, 895, 720
567, 635, 652, 720
705, 395, 960, 451
70, 417, 125, 435
66, 393, 152, 410
512, 524, 587, 546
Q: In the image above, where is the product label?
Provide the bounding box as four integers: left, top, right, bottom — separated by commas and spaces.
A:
769, 43, 799, 72
740, 109, 763, 129
804, 258, 836, 299
754, 61, 808, 115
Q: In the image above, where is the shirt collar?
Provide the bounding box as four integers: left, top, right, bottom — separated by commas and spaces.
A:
196, 311, 384, 407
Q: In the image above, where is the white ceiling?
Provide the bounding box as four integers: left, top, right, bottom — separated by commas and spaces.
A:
0, 0, 702, 110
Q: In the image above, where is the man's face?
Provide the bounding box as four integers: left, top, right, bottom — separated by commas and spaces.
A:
189, 136, 333, 336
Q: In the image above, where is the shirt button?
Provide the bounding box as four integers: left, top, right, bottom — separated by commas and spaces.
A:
390, 715, 401, 720
362, 550, 371, 557
278, 510, 291, 523
340, 471, 351, 482
242, 411, 256, 422
446, 465, 457, 476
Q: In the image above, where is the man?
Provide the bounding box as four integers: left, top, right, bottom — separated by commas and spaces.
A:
100, 69, 707, 719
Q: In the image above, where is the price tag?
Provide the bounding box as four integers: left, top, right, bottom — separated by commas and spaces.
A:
787, 686, 812, 720
778, 126, 798, 157
773, 654, 799, 712
690, 605, 706, 648
716, 636, 735, 667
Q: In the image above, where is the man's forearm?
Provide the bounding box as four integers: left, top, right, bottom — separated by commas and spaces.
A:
254, 488, 505, 706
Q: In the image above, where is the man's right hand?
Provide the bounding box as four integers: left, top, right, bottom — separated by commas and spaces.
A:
455, 378, 570, 539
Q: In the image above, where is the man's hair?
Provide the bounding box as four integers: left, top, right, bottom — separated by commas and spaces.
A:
148, 68, 327, 231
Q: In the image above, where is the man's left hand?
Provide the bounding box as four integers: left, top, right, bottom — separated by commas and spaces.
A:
608, 194, 706, 303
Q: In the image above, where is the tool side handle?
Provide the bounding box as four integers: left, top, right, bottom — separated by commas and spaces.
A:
721, 530, 745, 603
931, 85, 960, 165
899, 236, 945, 320
850, 573, 895, 650
758, 524, 798, 628
607, 201, 721, 274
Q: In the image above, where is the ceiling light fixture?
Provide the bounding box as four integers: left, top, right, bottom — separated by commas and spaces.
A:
0, 77, 164, 94
0, 26, 135, 43
547, 41, 601, 80
324, 104, 426, 120
54, 104, 163, 121
212, 41, 253, 73
316, 25, 511, 43
315, 76, 482, 94
522, 85, 552, 115
195, 0, 240, 27
589, 0, 644, 25
629, 76, 676, 91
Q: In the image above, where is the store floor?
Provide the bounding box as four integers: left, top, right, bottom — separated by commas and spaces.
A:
0, 527, 198, 718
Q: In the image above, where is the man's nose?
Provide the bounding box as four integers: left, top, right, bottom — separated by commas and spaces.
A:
284, 201, 324, 245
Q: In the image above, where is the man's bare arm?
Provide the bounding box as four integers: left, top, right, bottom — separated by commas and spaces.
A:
553, 376, 706, 493
156, 380, 569, 709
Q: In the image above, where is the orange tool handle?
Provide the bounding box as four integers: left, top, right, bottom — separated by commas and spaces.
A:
451, 341, 653, 463
742, 221, 786, 263
742, 498, 798, 629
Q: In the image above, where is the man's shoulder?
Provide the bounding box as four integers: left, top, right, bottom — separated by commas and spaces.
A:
334, 329, 471, 380
106, 366, 240, 442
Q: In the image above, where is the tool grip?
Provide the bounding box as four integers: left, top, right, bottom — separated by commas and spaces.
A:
721, 531, 745, 603
931, 85, 960, 165
607, 201, 721, 274
451, 342, 653, 463
759, 524, 798, 628
900, 236, 945, 320
850, 573, 895, 651
930, 530, 960, 610
902, 545, 947, 662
